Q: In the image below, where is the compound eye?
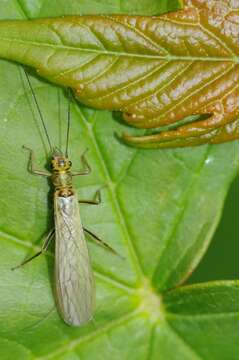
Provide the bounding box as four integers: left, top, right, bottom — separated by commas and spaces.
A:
68, 161, 72, 166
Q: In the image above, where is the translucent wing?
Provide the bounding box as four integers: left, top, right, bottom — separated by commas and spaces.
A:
54, 194, 94, 326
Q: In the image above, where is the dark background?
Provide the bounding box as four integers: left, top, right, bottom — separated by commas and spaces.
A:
190, 173, 239, 283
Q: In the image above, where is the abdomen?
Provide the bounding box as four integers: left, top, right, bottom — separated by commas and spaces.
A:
54, 193, 94, 326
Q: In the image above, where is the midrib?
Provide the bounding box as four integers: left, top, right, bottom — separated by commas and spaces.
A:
0, 37, 238, 63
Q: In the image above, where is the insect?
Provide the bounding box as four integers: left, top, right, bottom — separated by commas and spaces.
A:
13, 69, 116, 327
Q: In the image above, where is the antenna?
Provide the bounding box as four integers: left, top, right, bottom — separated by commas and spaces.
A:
65, 88, 71, 158
23, 68, 53, 153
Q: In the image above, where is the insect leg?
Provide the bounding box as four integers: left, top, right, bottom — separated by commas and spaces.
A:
79, 188, 102, 205
11, 228, 55, 270
72, 149, 92, 176
83, 227, 123, 259
23, 145, 51, 177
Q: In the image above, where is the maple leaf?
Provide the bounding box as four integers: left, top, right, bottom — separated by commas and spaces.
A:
0, 0, 238, 148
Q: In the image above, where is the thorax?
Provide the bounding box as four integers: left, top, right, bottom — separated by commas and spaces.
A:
52, 170, 73, 197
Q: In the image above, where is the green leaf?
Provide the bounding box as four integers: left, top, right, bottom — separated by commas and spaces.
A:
17, 0, 183, 17
0, 1, 238, 148
0, 0, 239, 359
162, 281, 239, 360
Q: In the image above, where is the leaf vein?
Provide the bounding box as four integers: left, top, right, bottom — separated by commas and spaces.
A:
53, 55, 99, 80
0, 229, 134, 291
116, 148, 140, 187
93, 60, 168, 103
199, 23, 237, 59
83, 56, 120, 86
14, 0, 28, 19
123, 61, 193, 113
78, 22, 107, 50
151, 62, 236, 124
77, 107, 144, 279
167, 312, 239, 321
166, 322, 203, 360
36, 310, 140, 360
152, 146, 211, 289
1, 37, 239, 62
102, 15, 169, 55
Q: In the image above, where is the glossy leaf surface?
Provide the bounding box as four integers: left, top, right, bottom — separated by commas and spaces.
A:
0, 1, 238, 147
0, 1, 239, 359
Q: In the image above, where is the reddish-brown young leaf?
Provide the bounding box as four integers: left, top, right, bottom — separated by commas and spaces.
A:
123, 0, 239, 148
0, 0, 238, 148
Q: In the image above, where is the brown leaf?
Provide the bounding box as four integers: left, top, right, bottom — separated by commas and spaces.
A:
0, 0, 238, 148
